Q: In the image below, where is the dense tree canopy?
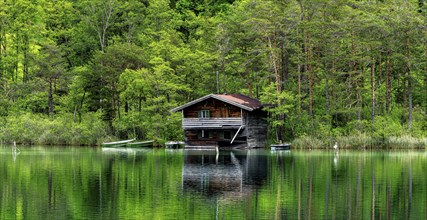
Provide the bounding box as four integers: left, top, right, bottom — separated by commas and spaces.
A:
0, 0, 425, 146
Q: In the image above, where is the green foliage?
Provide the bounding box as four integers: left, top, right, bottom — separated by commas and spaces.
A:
372, 116, 403, 139
0, 112, 108, 146
0, 113, 44, 144
0, 0, 425, 146
70, 111, 109, 145
114, 61, 190, 141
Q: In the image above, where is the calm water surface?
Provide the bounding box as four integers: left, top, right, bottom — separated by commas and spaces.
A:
0, 146, 426, 219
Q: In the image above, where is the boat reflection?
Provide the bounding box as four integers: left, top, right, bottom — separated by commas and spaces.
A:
182, 149, 268, 199
101, 147, 149, 155
101, 147, 149, 163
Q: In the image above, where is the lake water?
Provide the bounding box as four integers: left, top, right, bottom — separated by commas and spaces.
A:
0, 146, 426, 219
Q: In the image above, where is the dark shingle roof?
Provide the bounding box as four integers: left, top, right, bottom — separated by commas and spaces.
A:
216, 94, 262, 110
170, 94, 263, 112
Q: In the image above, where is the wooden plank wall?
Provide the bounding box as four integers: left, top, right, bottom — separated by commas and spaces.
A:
246, 110, 268, 148
183, 98, 241, 118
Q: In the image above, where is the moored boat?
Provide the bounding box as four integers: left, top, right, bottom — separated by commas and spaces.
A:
102, 138, 136, 148
270, 143, 291, 151
165, 141, 185, 149
126, 140, 154, 148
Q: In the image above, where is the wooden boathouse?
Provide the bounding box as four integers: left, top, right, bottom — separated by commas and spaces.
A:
171, 94, 267, 148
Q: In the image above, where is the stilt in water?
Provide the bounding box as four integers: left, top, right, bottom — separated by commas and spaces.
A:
13, 141, 20, 153
13, 141, 17, 162
215, 146, 219, 164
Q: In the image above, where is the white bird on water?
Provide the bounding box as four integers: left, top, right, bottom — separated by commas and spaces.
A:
333, 142, 338, 152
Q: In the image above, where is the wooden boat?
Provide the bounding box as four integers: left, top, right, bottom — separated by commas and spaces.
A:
102, 138, 136, 148
126, 140, 154, 148
270, 143, 291, 151
165, 141, 185, 149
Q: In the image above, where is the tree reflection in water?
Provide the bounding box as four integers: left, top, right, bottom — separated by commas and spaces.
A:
0, 147, 425, 219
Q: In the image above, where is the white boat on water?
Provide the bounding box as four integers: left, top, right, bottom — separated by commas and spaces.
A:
165, 141, 185, 149
101, 138, 136, 147
270, 143, 291, 151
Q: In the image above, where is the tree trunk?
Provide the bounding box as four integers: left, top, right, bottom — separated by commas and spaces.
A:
298, 62, 302, 114
14, 38, 19, 82
87, 0, 115, 52
125, 98, 129, 113
331, 58, 336, 121
281, 36, 289, 88
403, 73, 407, 109
324, 48, 329, 114
359, 63, 365, 121
246, 62, 252, 97
386, 49, 392, 113
117, 95, 120, 120
408, 70, 413, 130
23, 34, 29, 83
326, 69, 330, 113
268, 36, 281, 94
48, 79, 54, 116
73, 105, 77, 122
406, 36, 412, 129
425, 29, 427, 115
268, 35, 284, 142
371, 50, 375, 123
352, 34, 360, 120
378, 52, 383, 85
297, 27, 302, 114
307, 34, 313, 117
0, 28, 3, 80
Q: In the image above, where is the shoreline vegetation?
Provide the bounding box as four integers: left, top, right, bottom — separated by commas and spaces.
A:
292, 135, 427, 150
0, 112, 425, 150
0, 1, 426, 148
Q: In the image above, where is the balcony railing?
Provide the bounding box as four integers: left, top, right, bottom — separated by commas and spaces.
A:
183, 117, 243, 129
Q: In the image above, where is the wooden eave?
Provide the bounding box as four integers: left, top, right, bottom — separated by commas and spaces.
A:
170, 94, 256, 112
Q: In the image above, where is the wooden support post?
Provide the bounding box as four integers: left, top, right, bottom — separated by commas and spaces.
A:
231, 125, 244, 144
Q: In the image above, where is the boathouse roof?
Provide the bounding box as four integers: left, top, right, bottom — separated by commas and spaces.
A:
171, 94, 263, 112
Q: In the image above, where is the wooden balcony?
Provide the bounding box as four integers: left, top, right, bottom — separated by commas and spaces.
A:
183, 117, 243, 129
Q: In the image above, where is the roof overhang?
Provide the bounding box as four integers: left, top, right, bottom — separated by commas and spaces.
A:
171, 94, 256, 112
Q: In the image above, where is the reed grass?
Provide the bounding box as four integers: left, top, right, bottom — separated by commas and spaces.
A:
291, 136, 324, 150
291, 133, 426, 150
385, 135, 427, 149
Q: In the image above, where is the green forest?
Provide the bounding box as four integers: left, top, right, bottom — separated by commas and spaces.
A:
0, 0, 426, 147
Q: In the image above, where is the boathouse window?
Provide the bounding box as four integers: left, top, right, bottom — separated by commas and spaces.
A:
198, 110, 210, 118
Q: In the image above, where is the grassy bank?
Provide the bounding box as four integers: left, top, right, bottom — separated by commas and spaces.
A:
291, 134, 427, 150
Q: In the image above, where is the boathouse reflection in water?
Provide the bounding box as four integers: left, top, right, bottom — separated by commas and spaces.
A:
182, 149, 268, 197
